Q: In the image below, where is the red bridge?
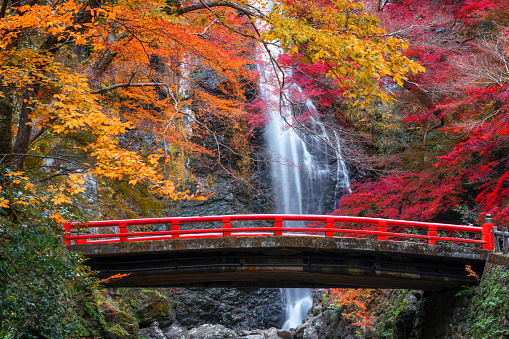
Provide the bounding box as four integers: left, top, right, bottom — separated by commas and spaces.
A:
65, 214, 496, 290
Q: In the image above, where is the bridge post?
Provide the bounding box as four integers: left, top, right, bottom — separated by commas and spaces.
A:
326, 218, 334, 237
428, 225, 437, 245
223, 217, 231, 237
482, 214, 495, 250
63, 222, 71, 245
377, 220, 386, 240
171, 220, 180, 239
119, 221, 128, 242
274, 217, 282, 236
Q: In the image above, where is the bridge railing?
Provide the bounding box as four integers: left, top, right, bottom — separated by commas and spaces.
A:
63, 214, 495, 250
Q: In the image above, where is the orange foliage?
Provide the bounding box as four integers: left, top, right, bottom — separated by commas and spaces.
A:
0, 0, 256, 208
328, 288, 374, 329
95, 273, 131, 286
465, 264, 481, 283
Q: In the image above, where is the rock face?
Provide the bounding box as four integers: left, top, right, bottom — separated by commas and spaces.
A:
165, 140, 272, 219
409, 290, 468, 339
171, 288, 285, 332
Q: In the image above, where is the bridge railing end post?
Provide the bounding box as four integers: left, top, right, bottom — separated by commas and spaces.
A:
482, 214, 495, 250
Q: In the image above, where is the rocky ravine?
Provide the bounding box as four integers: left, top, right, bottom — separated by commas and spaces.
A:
100, 254, 509, 338
136, 289, 415, 339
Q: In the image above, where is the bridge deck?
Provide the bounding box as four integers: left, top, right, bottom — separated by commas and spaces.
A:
70, 236, 489, 290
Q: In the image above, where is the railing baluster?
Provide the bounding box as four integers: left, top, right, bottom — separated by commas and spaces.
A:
502, 228, 509, 254
377, 220, 386, 241
75, 223, 87, 244
503, 227, 508, 253
119, 221, 128, 242
223, 217, 231, 237
171, 220, 180, 239
492, 226, 500, 252
63, 222, 71, 245
274, 217, 283, 236
326, 218, 334, 237
428, 225, 437, 245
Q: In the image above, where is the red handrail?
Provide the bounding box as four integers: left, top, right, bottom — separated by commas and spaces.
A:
62, 214, 493, 250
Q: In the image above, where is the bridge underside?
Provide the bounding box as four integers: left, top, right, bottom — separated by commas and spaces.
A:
70, 236, 488, 291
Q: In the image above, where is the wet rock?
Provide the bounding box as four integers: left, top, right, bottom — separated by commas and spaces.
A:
138, 322, 167, 339
294, 312, 325, 339
240, 331, 265, 339
189, 324, 240, 339
241, 335, 265, 339
309, 290, 327, 317
274, 329, 293, 339
163, 322, 190, 339
240, 328, 293, 339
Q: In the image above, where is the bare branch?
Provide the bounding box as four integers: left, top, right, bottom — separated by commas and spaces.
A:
90, 82, 167, 94
176, 1, 261, 18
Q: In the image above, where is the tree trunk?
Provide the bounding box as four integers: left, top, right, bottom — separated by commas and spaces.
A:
11, 87, 39, 171
0, 87, 12, 169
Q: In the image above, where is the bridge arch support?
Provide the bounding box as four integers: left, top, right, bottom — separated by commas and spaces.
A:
70, 236, 488, 290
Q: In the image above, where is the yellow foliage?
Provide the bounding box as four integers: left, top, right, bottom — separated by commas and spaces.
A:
258, 0, 425, 105
0, 196, 10, 208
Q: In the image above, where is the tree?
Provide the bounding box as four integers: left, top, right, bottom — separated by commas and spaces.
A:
334, 0, 509, 226
0, 0, 423, 215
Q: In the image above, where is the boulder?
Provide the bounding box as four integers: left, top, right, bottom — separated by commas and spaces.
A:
239, 327, 293, 339
138, 322, 167, 339
189, 324, 240, 339
163, 322, 190, 339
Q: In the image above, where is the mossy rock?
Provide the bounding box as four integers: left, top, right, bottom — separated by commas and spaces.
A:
114, 288, 176, 328
95, 291, 139, 338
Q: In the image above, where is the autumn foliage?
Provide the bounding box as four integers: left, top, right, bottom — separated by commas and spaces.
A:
321, 0, 509, 226
0, 0, 424, 224
328, 288, 374, 329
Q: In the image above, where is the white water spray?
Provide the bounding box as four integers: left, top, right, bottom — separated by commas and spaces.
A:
259, 46, 351, 329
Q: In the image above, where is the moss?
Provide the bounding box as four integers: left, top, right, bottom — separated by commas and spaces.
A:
368, 290, 416, 338
93, 287, 176, 334
466, 265, 509, 338
94, 290, 139, 338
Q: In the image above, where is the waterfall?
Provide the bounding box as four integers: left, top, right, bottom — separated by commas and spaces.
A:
259, 46, 351, 329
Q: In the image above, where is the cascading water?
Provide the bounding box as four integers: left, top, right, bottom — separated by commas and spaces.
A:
259, 46, 351, 329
